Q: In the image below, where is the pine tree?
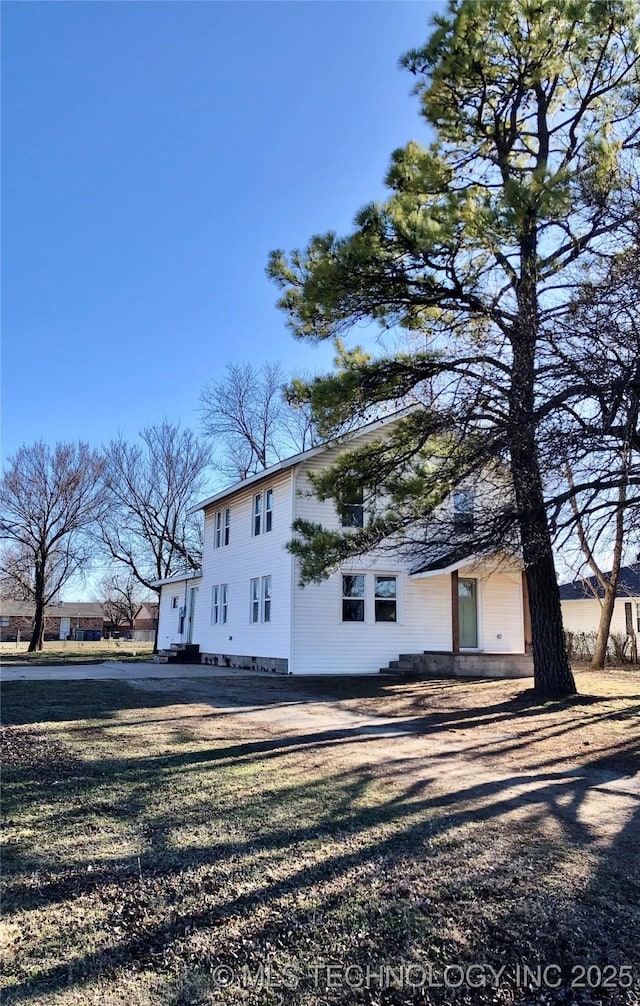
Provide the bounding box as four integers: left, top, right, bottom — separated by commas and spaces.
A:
268, 0, 640, 697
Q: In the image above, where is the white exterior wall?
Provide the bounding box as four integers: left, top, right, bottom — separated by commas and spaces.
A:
289, 457, 525, 674
561, 597, 640, 636
157, 421, 526, 674
157, 577, 202, 650
196, 470, 294, 662
474, 568, 525, 653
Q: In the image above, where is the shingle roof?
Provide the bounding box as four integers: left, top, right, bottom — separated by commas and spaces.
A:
558, 564, 640, 601
0, 600, 105, 619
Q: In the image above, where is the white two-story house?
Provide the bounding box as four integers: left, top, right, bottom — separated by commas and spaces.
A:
155, 414, 533, 677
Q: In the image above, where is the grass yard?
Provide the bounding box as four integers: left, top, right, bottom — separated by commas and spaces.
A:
0, 641, 154, 665
1, 671, 639, 1005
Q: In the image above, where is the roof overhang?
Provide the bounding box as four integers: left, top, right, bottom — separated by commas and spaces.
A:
410, 554, 481, 579
151, 571, 202, 588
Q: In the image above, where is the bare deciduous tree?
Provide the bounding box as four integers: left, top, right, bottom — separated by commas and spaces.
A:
0, 442, 105, 650
97, 570, 141, 634
99, 422, 211, 597
200, 362, 318, 481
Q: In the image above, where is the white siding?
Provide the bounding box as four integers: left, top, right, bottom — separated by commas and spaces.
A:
561, 597, 640, 636
289, 456, 525, 674
157, 578, 202, 650
471, 567, 524, 653
169, 419, 527, 674
196, 470, 294, 661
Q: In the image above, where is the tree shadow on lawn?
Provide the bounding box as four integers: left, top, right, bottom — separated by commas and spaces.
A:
0, 679, 175, 725
2, 714, 639, 1004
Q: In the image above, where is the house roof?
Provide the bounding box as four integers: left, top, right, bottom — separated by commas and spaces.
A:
135, 602, 159, 619
558, 564, 640, 601
410, 547, 479, 577
189, 407, 418, 515
0, 600, 105, 619
150, 571, 202, 588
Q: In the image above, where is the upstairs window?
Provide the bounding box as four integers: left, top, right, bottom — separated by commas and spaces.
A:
171, 596, 179, 609
253, 495, 262, 536
340, 488, 364, 529
215, 508, 231, 548
342, 574, 365, 622
253, 490, 273, 535
375, 576, 397, 622
453, 489, 474, 533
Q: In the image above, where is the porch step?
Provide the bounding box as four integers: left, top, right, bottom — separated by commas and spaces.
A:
154, 644, 201, 665
380, 651, 533, 680
381, 654, 446, 678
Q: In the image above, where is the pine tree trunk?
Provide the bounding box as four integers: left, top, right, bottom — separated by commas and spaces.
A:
511, 228, 577, 697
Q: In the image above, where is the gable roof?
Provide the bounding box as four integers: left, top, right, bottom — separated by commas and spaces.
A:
189, 407, 417, 515
558, 564, 640, 601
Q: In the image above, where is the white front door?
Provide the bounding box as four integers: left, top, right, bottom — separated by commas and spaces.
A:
186, 587, 197, 644
458, 578, 479, 649
59, 617, 71, 640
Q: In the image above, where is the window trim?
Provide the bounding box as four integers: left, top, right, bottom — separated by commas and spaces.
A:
250, 577, 260, 623
221, 583, 228, 624
224, 507, 231, 546
253, 495, 262, 536
262, 575, 272, 622
342, 573, 366, 622
452, 489, 474, 533
340, 572, 400, 624
265, 489, 273, 533
211, 584, 220, 625
340, 487, 364, 529
372, 575, 398, 619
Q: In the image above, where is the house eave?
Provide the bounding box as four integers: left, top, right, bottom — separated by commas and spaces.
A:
151, 571, 203, 588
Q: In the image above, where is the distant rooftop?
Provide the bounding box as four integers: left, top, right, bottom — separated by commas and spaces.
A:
558, 564, 640, 601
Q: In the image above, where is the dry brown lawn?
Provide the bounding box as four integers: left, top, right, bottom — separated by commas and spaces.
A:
1, 670, 638, 1006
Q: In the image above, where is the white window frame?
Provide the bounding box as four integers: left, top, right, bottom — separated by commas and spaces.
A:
252, 490, 274, 536
342, 573, 365, 622
250, 578, 260, 623
171, 596, 179, 609
452, 489, 474, 533
214, 511, 223, 548
253, 495, 262, 536
224, 507, 231, 546
221, 583, 228, 624
211, 584, 220, 624
374, 575, 397, 623
340, 487, 364, 529
262, 575, 271, 623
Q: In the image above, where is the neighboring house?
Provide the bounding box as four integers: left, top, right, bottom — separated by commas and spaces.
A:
155, 414, 533, 678
132, 602, 159, 642
0, 601, 104, 642
102, 602, 159, 641
559, 564, 640, 639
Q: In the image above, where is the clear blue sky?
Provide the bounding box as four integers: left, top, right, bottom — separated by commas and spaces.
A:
2, 1, 441, 464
